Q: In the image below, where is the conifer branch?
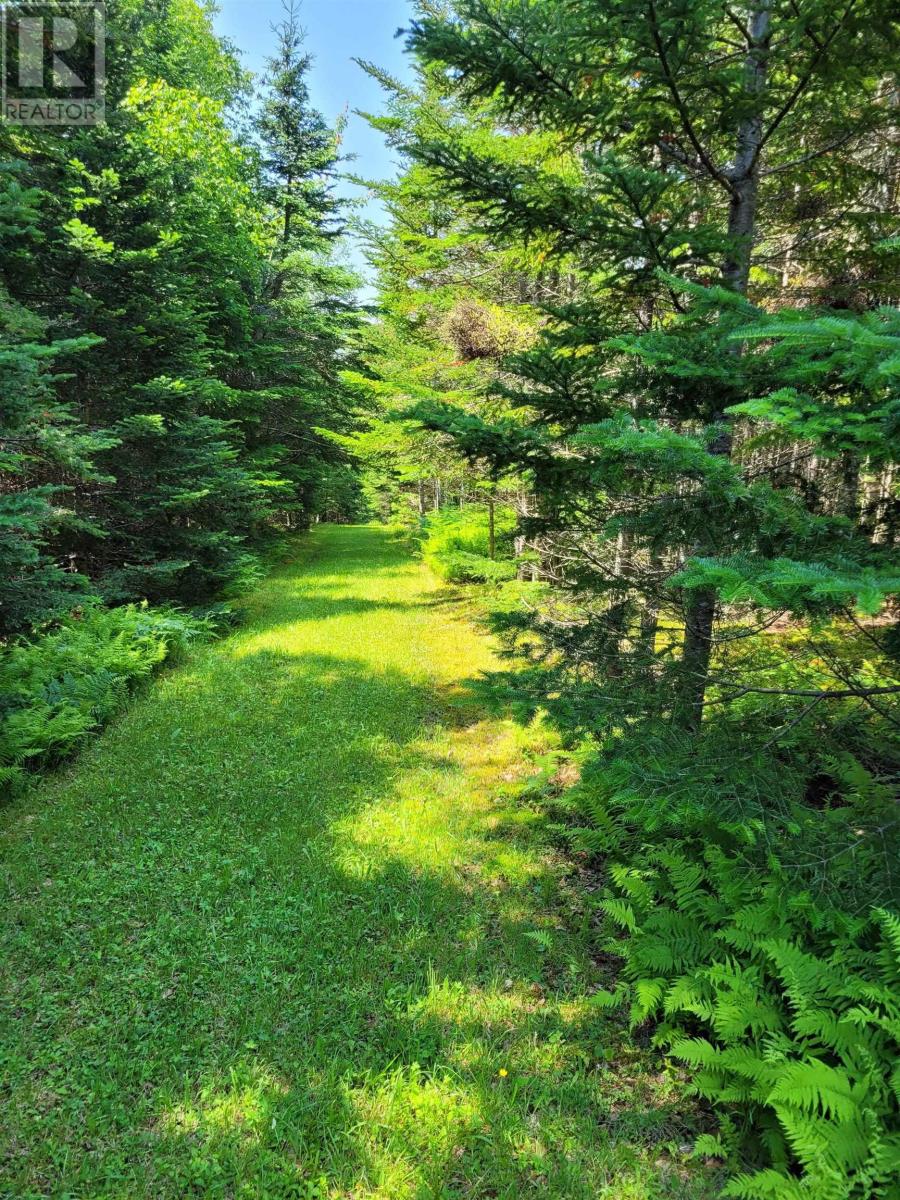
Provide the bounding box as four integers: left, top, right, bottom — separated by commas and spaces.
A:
756, 0, 859, 162
646, 0, 737, 196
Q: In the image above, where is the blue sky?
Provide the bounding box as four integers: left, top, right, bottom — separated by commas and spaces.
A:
213, 0, 415, 294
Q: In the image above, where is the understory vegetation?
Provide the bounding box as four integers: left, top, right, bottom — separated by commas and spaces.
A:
420, 505, 519, 583
0, 603, 211, 793
2, 0, 899, 1196
347, 3, 900, 1196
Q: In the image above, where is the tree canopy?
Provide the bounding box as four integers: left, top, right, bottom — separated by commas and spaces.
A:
0, 0, 363, 634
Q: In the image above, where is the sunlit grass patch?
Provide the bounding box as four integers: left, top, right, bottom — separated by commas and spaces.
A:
0, 527, 714, 1199
159, 1063, 290, 1143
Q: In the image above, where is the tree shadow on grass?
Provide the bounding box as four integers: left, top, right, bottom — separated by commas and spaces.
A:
270, 595, 423, 622
0, 605, 714, 1198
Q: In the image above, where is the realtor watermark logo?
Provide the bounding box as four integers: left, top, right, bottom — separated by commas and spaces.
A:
2, 2, 105, 125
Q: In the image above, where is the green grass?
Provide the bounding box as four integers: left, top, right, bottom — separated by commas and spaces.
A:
0, 527, 714, 1199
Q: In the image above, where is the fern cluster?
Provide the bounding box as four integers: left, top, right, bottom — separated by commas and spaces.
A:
420, 504, 519, 584
0, 604, 211, 796
579, 757, 900, 1198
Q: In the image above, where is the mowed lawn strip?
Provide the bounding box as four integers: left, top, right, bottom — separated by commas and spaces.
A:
0, 526, 711, 1199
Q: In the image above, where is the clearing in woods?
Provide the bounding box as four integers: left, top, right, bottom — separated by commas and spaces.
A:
0, 525, 710, 1199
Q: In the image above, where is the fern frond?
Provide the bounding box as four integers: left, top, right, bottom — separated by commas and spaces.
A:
767, 1060, 858, 1122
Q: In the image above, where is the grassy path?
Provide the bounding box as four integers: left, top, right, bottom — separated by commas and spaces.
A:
0, 527, 707, 1199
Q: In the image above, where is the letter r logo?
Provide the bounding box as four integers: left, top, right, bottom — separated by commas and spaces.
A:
1, 2, 105, 125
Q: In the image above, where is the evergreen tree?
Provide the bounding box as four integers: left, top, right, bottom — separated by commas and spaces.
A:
349, 64, 543, 526
403, 0, 899, 732
0, 0, 364, 616
258, 0, 339, 247
373, 14, 900, 1190
0, 287, 106, 634
249, 1, 363, 531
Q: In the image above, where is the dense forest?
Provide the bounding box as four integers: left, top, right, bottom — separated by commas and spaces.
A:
1, 0, 365, 632
1, 0, 365, 784
1, 1, 899, 1197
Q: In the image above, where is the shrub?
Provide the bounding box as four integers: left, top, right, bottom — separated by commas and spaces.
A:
0, 604, 211, 796
421, 504, 518, 583
437, 550, 518, 584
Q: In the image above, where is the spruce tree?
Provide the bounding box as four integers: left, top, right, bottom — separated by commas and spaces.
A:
0, 0, 364, 611
349, 64, 546, 524
249, 1, 362, 530
258, 0, 339, 248
0, 289, 105, 634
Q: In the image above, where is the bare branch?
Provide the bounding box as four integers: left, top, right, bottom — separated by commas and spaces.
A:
722, 5, 752, 40
760, 694, 826, 749
715, 684, 900, 700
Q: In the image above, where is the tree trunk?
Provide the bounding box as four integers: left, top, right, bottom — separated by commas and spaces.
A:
638, 552, 663, 663
721, 3, 771, 294
837, 451, 861, 521
675, 3, 771, 732
284, 172, 294, 244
